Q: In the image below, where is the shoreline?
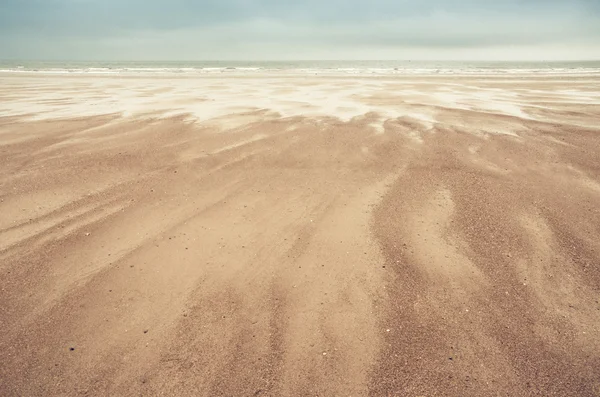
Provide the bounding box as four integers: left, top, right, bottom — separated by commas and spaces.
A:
3, 68, 600, 77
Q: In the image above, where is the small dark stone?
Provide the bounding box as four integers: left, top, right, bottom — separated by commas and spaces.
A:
143, 330, 148, 334
69, 347, 75, 351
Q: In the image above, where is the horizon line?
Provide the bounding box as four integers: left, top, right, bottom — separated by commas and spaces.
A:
2, 59, 600, 63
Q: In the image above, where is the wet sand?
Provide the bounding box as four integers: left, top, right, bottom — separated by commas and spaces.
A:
1, 73, 600, 396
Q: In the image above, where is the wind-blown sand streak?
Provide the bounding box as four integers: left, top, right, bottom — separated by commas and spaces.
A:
1, 74, 599, 396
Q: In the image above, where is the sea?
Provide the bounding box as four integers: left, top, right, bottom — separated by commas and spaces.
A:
1, 60, 600, 75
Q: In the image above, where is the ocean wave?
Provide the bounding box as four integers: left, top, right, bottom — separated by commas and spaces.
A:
1, 64, 600, 76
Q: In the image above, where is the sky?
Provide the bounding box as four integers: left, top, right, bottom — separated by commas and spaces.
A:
1, 0, 599, 61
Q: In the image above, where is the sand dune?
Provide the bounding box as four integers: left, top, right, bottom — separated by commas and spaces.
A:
1, 74, 600, 396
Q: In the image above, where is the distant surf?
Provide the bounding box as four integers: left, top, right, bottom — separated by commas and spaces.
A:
1, 60, 600, 75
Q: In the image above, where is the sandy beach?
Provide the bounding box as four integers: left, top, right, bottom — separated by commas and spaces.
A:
1, 73, 600, 396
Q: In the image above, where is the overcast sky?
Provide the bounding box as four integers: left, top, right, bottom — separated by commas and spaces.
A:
1, 0, 599, 61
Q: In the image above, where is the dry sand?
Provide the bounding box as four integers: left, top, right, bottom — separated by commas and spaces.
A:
1, 73, 600, 396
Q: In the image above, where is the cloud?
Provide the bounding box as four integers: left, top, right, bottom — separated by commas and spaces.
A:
1, 0, 599, 60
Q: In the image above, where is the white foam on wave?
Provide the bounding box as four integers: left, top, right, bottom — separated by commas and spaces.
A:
2, 65, 600, 77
